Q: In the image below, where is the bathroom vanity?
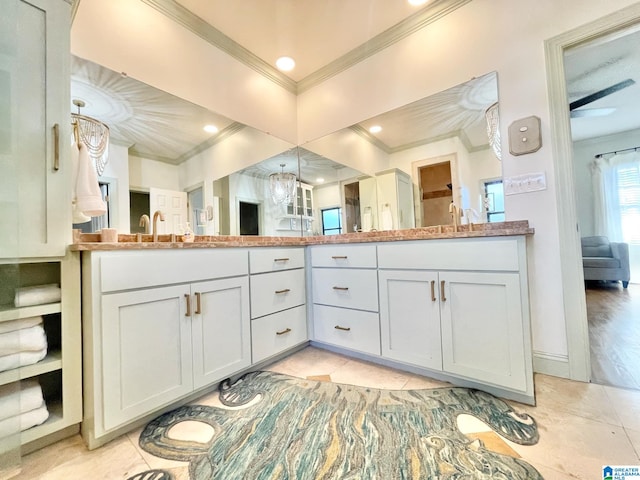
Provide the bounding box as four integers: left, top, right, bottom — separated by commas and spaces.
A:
73, 221, 534, 449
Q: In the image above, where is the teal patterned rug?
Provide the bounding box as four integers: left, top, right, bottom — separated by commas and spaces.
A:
140, 371, 542, 479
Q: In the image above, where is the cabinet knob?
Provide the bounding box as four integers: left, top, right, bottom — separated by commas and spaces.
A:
276, 328, 292, 336
275, 288, 291, 294
334, 325, 351, 331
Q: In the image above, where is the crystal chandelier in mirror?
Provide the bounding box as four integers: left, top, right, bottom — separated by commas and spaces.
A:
269, 163, 297, 205
71, 99, 110, 175
485, 102, 501, 160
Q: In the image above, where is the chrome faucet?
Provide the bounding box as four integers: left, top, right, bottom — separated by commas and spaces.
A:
152, 210, 165, 242
139, 214, 151, 234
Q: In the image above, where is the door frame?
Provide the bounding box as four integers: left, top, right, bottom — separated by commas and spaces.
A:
545, 3, 640, 381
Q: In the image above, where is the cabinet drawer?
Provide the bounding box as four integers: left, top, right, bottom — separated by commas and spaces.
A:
250, 269, 306, 319
310, 244, 377, 268
312, 268, 378, 312
99, 249, 248, 293
251, 306, 308, 363
249, 247, 305, 274
377, 238, 521, 272
313, 305, 380, 356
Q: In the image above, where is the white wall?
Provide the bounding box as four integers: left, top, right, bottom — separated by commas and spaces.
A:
100, 143, 130, 233
573, 128, 640, 236
129, 155, 180, 192
297, 0, 639, 366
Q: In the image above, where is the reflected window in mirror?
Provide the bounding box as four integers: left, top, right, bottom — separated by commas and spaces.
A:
484, 180, 505, 222
322, 207, 343, 235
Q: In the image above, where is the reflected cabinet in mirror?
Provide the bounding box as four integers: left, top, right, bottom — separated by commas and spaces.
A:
72, 55, 503, 237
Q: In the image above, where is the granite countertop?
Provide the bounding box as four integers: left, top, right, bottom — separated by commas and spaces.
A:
69, 221, 534, 251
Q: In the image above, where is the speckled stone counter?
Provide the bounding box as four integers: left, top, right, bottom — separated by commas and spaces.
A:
69, 220, 534, 251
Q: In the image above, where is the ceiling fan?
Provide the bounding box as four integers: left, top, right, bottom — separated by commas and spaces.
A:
569, 78, 635, 118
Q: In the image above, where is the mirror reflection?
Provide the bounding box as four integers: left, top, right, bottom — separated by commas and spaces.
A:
71, 56, 502, 238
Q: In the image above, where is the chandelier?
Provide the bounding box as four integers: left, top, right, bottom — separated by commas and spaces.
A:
71, 99, 110, 175
485, 102, 501, 160
269, 163, 297, 205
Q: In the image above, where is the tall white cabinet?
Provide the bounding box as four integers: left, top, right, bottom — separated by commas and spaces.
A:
0, 0, 80, 457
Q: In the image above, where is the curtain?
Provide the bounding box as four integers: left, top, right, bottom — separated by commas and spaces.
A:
591, 151, 640, 243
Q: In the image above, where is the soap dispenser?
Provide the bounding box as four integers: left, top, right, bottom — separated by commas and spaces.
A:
183, 222, 194, 242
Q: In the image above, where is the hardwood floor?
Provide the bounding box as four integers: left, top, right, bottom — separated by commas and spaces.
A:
587, 281, 640, 390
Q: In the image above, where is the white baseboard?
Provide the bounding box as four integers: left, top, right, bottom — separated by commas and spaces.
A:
533, 351, 571, 378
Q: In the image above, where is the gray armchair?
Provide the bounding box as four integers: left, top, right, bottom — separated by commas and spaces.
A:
581, 236, 630, 288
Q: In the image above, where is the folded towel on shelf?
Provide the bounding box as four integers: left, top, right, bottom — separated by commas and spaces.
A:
0, 325, 47, 357
0, 380, 45, 421
0, 316, 43, 335
0, 349, 47, 373
0, 403, 49, 439
14, 284, 61, 308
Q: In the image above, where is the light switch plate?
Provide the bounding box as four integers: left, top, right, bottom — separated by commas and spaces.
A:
508, 116, 541, 156
504, 172, 547, 195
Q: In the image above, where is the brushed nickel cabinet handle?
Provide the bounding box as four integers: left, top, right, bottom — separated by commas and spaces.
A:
430, 280, 436, 302
333, 286, 349, 291
274, 257, 290, 262
334, 325, 351, 331
440, 280, 446, 302
275, 288, 291, 294
276, 328, 292, 336
195, 292, 202, 314
331, 255, 348, 259
53, 123, 60, 171
185, 294, 192, 317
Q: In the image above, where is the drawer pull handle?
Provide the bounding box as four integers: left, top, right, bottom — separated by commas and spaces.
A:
331, 255, 348, 259
334, 325, 351, 331
185, 294, 192, 317
275, 288, 291, 294
274, 258, 290, 262
276, 328, 292, 336
333, 286, 349, 291
430, 280, 436, 302
441, 280, 446, 302
53, 123, 60, 171
195, 292, 202, 314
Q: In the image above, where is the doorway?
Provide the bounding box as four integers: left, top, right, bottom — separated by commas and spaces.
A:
418, 161, 452, 227
239, 201, 260, 235
547, 6, 640, 386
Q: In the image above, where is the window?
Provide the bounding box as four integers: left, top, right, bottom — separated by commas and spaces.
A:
618, 164, 640, 244
321, 207, 342, 235
484, 180, 505, 223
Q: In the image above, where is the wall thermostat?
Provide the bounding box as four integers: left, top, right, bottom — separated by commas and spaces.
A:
508, 116, 541, 156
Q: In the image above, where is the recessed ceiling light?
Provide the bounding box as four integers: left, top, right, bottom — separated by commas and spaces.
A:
276, 56, 296, 72
369, 125, 382, 134
316, 177, 325, 184
203, 125, 218, 134
408, 0, 429, 6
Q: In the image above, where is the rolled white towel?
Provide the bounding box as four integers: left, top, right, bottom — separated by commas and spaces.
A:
0, 380, 45, 421
14, 284, 61, 308
0, 325, 47, 357
0, 402, 49, 439
0, 316, 43, 335
0, 349, 47, 373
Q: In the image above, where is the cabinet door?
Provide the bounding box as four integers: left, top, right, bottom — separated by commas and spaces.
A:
191, 276, 250, 389
101, 284, 193, 431
0, 0, 70, 258
439, 271, 527, 391
379, 270, 442, 370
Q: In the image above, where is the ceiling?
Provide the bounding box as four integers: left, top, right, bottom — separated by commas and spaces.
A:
70, 0, 640, 172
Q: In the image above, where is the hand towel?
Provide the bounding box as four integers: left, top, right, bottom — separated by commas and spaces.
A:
0, 349, 47, 373
0, 380, 45, 421
74, 141, 107, 217
0, 325, 47, 356
0, 316, 42, 335
14, 284, 61, 307
362, 209, 373, 232
0, 403, 49, 438
70, 140, 91, 224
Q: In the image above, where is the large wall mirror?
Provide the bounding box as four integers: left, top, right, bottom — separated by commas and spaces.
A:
71, 56, 502, 237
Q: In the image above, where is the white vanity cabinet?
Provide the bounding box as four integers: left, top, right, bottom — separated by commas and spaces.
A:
249, 248, 307, 363
377, 237, 533, 398
310, 245, 381, 356
82, 249, 250, 447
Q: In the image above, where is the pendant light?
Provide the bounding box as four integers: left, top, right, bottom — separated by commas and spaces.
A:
71, 99, 110, 175
269, 163, 296, 205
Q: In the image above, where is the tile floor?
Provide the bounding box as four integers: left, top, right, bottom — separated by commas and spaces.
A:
12, 346, 640, 479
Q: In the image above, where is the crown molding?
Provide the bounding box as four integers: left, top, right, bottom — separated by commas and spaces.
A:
297, 0, 473, 93
174, 122, 246, 165
139, 0, 298, 94
70, 0, 80, 23
350, 125, 392, 153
